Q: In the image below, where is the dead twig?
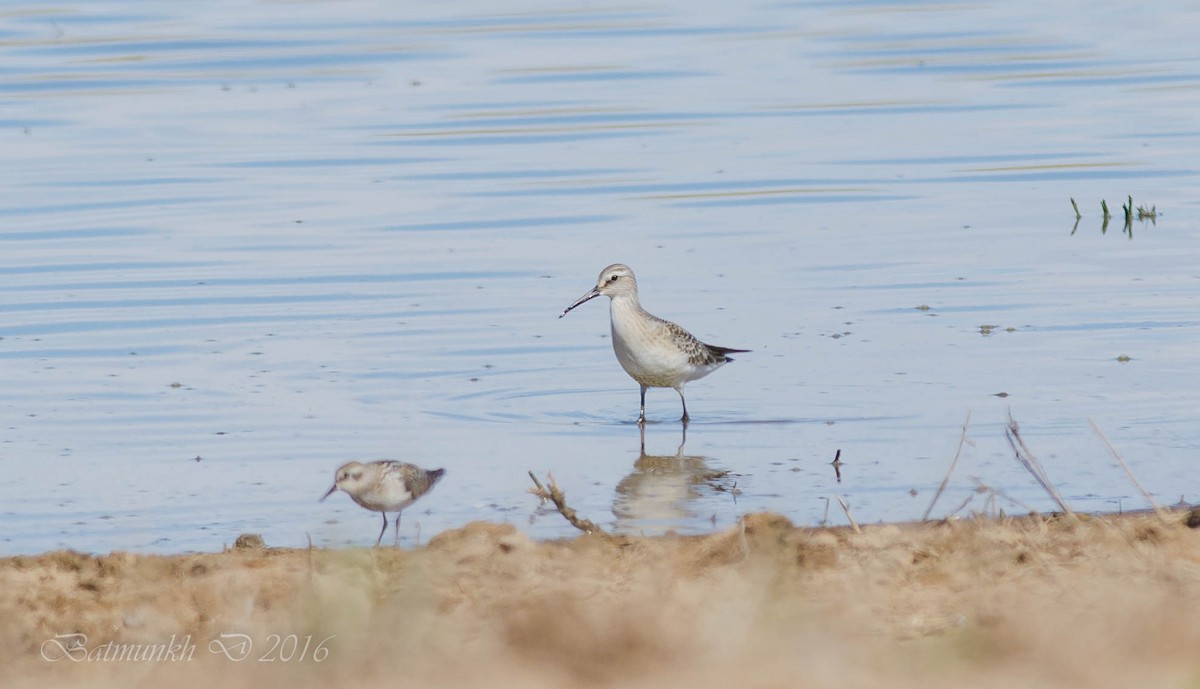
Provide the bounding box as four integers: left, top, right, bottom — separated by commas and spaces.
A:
1005, 413, 1073, 515
528, 471, 610, 537
923, 410, 972, 521
834, 494, 862, 534
1088, 418, 1168, 522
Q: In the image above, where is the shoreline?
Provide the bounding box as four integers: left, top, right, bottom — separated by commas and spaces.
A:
6, 509, 1200, 688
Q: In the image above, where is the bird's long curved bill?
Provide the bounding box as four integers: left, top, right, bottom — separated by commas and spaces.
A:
559, 287, 600, 318
319, 484, 337, 502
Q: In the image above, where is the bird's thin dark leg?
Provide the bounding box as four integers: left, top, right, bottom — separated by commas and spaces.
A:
393, 512, 402, 547
677, 388, 689, 424
638, 385, 648, 425
375, 513, 388, 546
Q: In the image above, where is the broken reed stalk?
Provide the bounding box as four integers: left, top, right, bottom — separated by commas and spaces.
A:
970, 477, 1038, 516
982, 491, 996, 517
834, 494, 862, 534
1088, 418, 1168, 522
306, 533, 314, 583
1005, 413, 1073, 515
947, 491, 977, 518
923, 410, 972, 521
736, 519, 750, 559
528, 471, 610, 537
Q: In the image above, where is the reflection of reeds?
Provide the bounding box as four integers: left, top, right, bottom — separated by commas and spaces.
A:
1070, 196, 1156, 236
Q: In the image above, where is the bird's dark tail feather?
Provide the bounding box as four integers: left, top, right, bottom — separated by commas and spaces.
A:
710, 345, 751, 362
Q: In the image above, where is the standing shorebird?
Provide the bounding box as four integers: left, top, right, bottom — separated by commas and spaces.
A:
320, 460, 445, 546
560, 263, 749, 424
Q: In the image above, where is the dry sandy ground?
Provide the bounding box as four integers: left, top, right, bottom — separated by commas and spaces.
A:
4, 510, 1200, 689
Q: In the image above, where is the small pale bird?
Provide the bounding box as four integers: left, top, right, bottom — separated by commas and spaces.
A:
320, 460, 445, 546
560, 263, 749, 424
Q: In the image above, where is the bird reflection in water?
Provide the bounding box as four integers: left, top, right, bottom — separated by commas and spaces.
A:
612, 424, 734, 533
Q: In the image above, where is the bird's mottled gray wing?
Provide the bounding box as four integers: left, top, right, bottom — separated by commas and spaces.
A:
644, 316, 720, 367
401, 465, 446, 499
652, 316, 750, 366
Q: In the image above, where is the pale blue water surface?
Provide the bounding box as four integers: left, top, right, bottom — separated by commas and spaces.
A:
2, 0, 1199, 553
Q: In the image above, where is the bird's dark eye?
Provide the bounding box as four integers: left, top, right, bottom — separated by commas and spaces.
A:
609, 275, 619, 282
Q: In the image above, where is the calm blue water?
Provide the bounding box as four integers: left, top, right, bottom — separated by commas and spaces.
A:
2, 0, 1199, 553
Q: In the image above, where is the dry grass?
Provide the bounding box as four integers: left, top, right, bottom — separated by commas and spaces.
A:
4, 511, 1200, 688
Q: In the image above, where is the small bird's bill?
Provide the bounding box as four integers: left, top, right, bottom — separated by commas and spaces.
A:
559, 287, 601, 318
319, 484, 337, 502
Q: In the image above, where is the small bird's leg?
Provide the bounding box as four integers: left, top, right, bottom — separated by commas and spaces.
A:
676, 387, 689, 424
375, 513, 388, 547
393, 512, 402, 548
638, 385, 648, 425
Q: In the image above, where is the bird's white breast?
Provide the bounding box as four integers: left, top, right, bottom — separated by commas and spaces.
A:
352, 468, 416, 512
609, 298, 700, 388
